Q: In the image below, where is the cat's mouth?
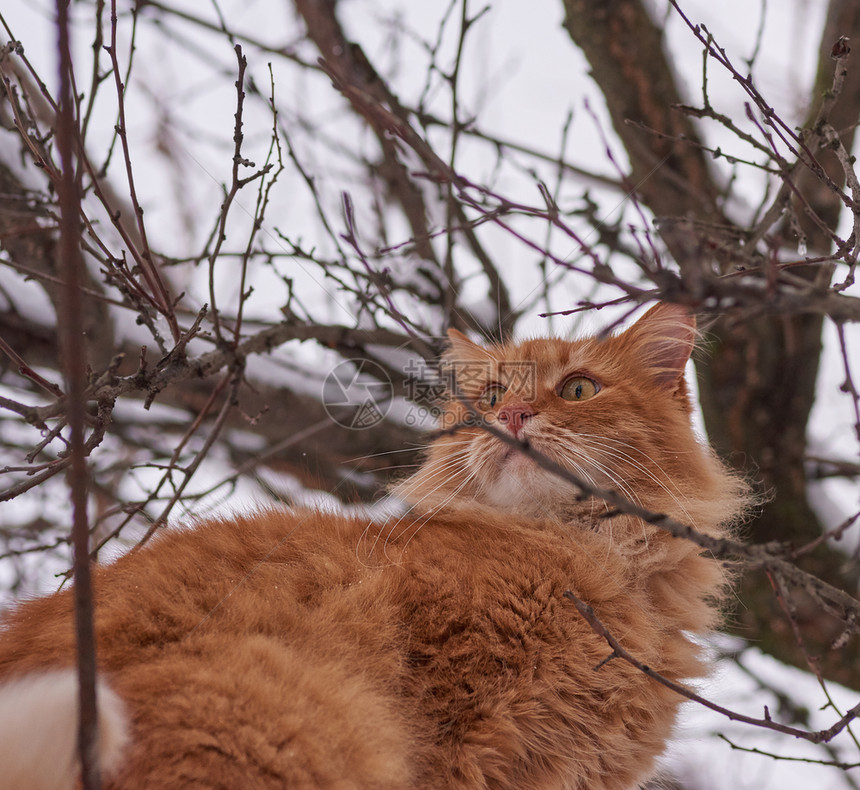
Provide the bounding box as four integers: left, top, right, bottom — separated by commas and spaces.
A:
495, 435, 538, 467
498, 446, 517, 466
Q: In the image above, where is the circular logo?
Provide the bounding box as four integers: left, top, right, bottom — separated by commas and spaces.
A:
322, 359, 393, 430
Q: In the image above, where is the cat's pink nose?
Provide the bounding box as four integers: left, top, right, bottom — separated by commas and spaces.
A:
497, 402, 534, 437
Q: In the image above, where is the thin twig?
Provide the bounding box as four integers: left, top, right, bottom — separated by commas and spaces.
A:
55, 0, 100, 786
563, 589, 860, 745
107, 0, 178, 341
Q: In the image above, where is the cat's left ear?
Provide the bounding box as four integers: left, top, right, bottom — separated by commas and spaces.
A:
625, 303, 696, 391
444, 328, 489, 363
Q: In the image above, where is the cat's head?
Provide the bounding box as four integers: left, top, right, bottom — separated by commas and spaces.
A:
394, 303, 746, 533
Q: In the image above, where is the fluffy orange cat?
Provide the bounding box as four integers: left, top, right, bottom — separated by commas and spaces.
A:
0, 303, 747, 790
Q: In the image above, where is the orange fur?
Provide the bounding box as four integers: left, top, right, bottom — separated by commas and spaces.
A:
0, 303, 749, 789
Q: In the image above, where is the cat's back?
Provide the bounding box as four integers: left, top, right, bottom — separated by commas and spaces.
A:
0, 510, 421, 790
0, 504, 656, 707
3, 507, 602, 707
0, 509, 385, 673
0, 506, 702, 790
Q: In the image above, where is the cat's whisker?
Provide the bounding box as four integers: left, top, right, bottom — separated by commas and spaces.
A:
557, 435, 656, 543
345, 448, 427, 463
563, 441, 643, 504
357, 467, 467, 565
574, 434, 694, 525
345, 442, 471, 471
346, 438, 476, 467
383, 471, 479, 561
378, 458, 477, 558
394, 473, 478, 556
573, 455, 645, 546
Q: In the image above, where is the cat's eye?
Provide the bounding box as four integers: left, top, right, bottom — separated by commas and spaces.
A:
559, 376, 599, 402
477, 383, 506, 410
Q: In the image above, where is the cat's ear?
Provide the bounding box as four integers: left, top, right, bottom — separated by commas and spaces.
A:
444, 328, 489, 362
625, 303, 696, 391
442, 329, 494, 395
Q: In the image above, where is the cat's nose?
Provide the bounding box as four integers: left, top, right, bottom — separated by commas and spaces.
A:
497, 402, 535, 437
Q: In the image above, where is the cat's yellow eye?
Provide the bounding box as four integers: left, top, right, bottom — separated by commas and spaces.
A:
559, 376, 599, 402
477, 383, 506, 410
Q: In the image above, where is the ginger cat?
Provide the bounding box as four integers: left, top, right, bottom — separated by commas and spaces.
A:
0, 303, 748, 790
